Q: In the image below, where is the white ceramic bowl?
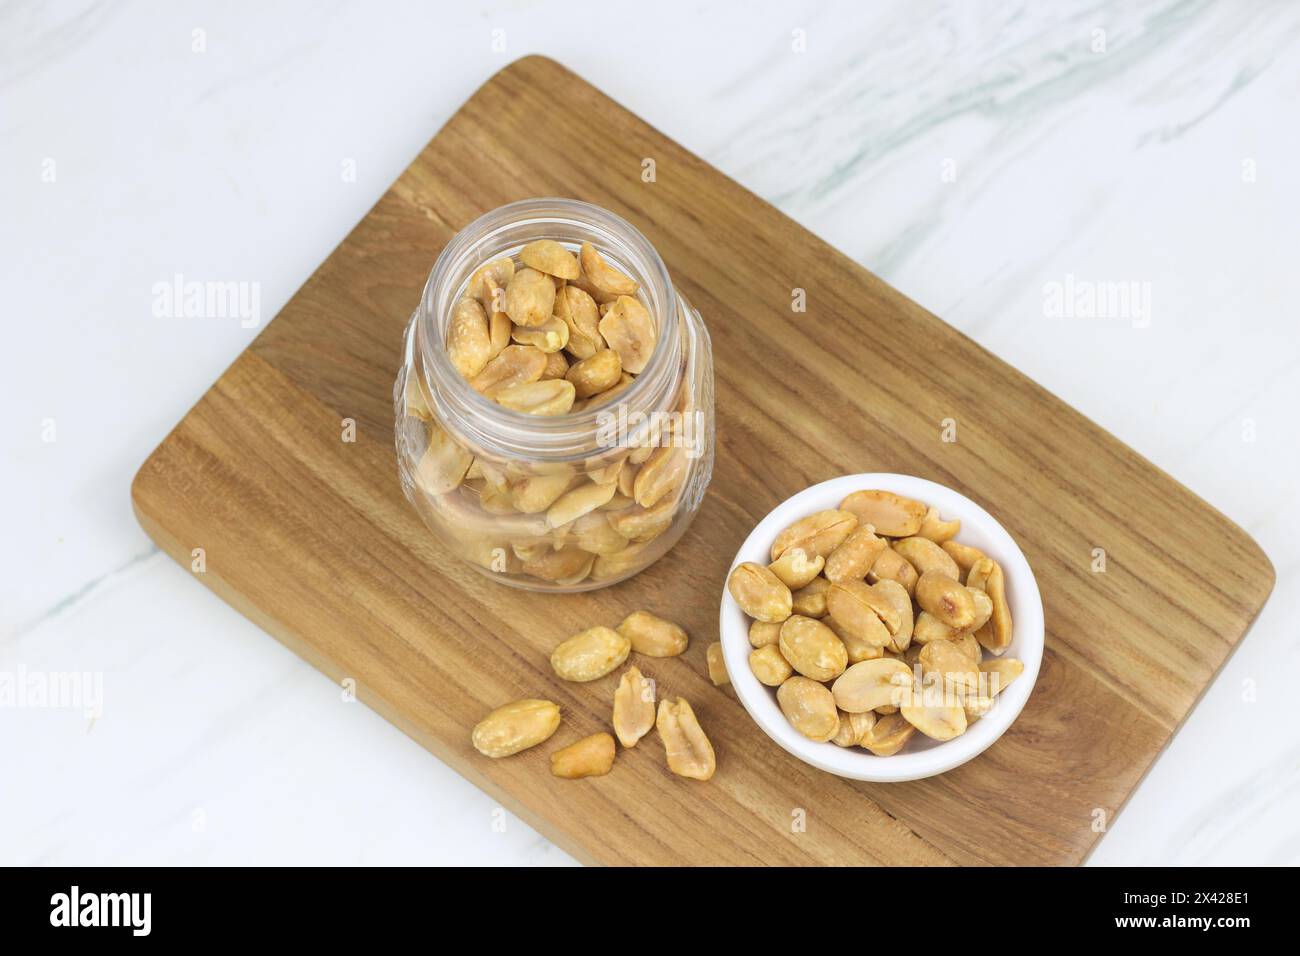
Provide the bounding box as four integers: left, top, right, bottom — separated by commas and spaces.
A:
719, 474, 1043, 782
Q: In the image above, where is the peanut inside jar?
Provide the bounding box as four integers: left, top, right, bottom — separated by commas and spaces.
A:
400, 228, 707, 591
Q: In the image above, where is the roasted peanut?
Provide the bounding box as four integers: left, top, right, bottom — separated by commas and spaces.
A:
979, 658, 1024, 697
554, 285, 603, 359
572, 510, 629, 554
942, 540, 986, 577
606, 496, 675, 542
414, 425, 474, 495
768, 547, 825, 589
831, 709, 877, 747
470, 344, 547, 394
867, 546, 919, 596
584, 371, 634, 408
826, 616, 886, 664
520, 239, 580, 280
550, 732, 616, 778
618, 610, 688, 657
777, 677, 840, 742
565, 348, 622, 398
727, 562, 793, 623
861, 711, 915, 756
893, 537, 961, 580
791, 576, 831, 617
551, 626, 631, 682
912, 611, 956, 645
511, 471, 573, 513
632, 445, 686, 508
968, 587, 994, 632
503, 267, 557, 327
511, 316, 570, 353
521, 546, 594, 584
706, 641, 729, 686
403, 372, 433, 421
952, 632, 981, 663
579, 241, 638, 302
494, 379, 577, 416
448, 297, 493, 379
540, 349, 570, 380
472, 699, 561, 758
590, 539, 659, 582
613, 665, 656, 747
970, 559, 1013, 654
488, 309, 512, 359
824, 525, 888, 583
916, 570, 976, 630
467, 257, 514, 314
831, 658, 914, 713
778, 615, 848, 681
770, 509, 859, 561
749, 620, 782, 648
657, 697, 716, 780
749, 644, 793, 685
901, 701, 968, 741
825, 581, 893, 650
547, 480, 617, 528
839, 490, 927, 537
918, 506, 960, 543
598, 295, 656, 374
918, 640, 980, 692
871, 579, 914, 652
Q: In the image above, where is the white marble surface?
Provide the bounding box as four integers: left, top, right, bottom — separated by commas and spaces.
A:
3, 0, 1297, 866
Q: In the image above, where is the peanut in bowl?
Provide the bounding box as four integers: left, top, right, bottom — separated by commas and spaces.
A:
718, 474, 1044, 783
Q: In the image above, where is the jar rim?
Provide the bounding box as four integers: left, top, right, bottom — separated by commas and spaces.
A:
415, 198, 682, 461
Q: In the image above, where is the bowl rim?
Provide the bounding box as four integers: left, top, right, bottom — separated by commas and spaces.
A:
718, 473, 1044, 783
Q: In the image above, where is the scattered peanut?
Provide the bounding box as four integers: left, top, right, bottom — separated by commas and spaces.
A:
706, 642, 730, 686
612, 665, 656, 747
472, 699, 562, 758
617, 610, 689, 657
657, 697, 716, 780
550, 625, 631, 682
550, 732, 616, 778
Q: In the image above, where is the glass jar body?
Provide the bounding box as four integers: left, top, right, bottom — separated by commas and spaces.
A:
393, 199, 714, 592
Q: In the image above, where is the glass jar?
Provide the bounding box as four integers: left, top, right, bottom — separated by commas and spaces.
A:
393, 198, 714, 591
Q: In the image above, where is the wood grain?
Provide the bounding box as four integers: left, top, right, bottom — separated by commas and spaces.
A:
131, 55, 1273, 866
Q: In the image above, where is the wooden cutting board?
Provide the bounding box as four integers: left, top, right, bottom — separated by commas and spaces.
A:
132, 55, 1274, 866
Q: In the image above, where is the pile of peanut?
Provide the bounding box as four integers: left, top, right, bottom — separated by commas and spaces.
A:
470, 610, 716, 781
403, 238, 695, 587
727, 490, 1024, 755
449, 240, 655, 414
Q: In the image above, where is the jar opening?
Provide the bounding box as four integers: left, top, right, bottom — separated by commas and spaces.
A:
415, 198, 683, 462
